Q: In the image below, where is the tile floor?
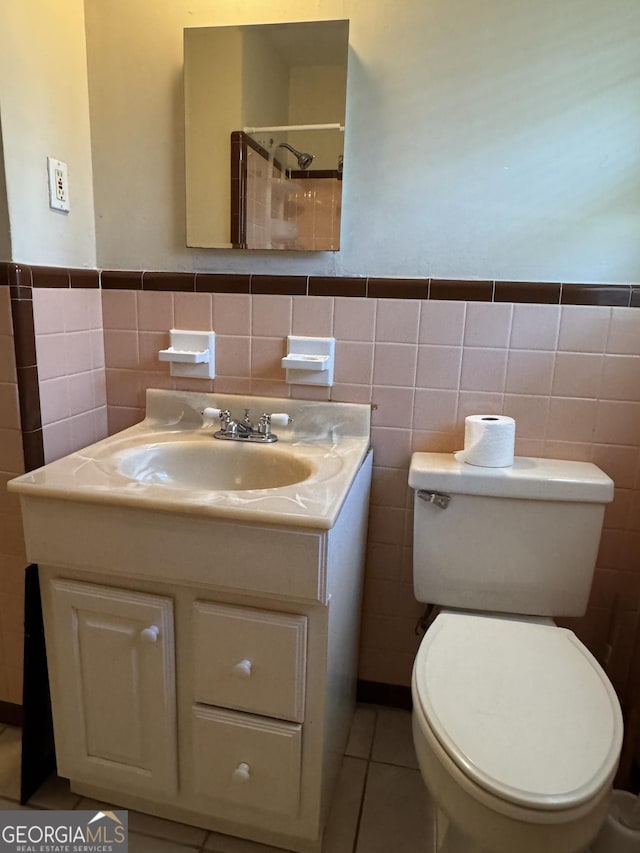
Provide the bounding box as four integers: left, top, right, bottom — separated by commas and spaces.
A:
0, 706, 435, 853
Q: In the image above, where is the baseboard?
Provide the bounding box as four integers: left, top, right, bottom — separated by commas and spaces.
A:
356, 679, 412, 711
0, 701, 23, 727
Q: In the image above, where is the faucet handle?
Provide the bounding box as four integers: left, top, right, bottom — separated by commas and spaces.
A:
202, 407, 234, 431
257, 412, 293, 440
269, 413, 293, 427
202, 406, 222, 418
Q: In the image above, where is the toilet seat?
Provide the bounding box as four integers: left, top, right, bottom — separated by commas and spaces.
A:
413, 612, 623, 812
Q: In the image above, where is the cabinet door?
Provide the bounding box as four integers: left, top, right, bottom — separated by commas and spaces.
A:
47, 579, 177, 797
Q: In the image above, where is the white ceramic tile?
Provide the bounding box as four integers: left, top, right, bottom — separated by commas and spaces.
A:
509, 304, 560, 350
375, 299, 420, 344
463, 302, 512, 348
557, 305, 610, 353
371, 708, 419, 769
371, 387, 415, 428
607, 307, 640, 355
355, 763, 433, 853
419, 301, 466, 346
345, 707, 377, 759
323, 757, 368, 853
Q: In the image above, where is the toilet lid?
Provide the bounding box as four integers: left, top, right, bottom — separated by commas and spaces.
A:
413, 613, 623, 810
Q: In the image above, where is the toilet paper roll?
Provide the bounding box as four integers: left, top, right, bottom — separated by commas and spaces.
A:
454, 415, 516, 468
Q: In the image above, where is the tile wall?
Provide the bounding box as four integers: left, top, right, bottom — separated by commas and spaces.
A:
101, 288, 640, 704
32, 289, 107, 463
0, 286, 26, 705
4, 264, 640, 733
243, 144, 341, 250
285, 177, 341, 252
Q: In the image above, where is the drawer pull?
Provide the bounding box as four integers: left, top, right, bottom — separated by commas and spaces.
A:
232, 762, 251, 784
232, 659, 252, 678
140, 625, 160, 644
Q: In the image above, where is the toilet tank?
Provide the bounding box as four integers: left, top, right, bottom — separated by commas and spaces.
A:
409, 453, 614, 618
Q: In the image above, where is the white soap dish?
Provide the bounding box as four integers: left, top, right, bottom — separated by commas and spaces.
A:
282, 336, 335, 386
159, 330, 215, 379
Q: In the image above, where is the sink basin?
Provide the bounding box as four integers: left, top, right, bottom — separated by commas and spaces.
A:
116, 440, 313, 491
9, 389, 372, 529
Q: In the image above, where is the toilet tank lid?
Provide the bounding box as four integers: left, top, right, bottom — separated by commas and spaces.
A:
409, 453, 614, 502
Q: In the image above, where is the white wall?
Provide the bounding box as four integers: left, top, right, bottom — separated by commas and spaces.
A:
0, 125, 11, 262
0, 0, 95, 268
65, 0, 640, 281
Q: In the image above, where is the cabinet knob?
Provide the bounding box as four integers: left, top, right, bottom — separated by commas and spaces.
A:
140, 625, 160, 644
232, 659, 252, 678
232, 762, 251, 784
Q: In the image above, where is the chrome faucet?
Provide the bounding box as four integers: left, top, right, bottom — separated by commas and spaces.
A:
202, 407, 293, 443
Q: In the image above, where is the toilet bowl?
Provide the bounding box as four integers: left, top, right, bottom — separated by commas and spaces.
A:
411, 612, 623, 853
407, 452, 622, 852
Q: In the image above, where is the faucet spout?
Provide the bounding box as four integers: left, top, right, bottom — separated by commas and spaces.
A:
202, 407, 293, 443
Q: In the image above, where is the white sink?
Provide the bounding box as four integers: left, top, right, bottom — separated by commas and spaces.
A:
115, 438, 314, 491
9, 390, 371, 529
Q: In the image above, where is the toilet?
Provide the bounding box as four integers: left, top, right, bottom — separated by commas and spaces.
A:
408, 452, 624, 853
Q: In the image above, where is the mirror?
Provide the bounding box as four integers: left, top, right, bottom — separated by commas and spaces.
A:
184, 20, 349, 251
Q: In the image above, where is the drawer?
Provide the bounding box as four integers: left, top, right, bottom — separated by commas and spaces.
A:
192, 705, 301, 818
193, 601, 307, 722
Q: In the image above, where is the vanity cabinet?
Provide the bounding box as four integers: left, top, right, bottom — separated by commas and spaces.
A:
34, 449, 372, 853
10, 392, 373, 853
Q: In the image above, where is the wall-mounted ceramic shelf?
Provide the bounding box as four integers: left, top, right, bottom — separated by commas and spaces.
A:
282, 336, 335, 386
159, 348, 210, 365
281, 353, 330, 371
159, 330, 215, 379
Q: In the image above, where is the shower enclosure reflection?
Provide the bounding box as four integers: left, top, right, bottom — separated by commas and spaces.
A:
231, 126, 343, 250
184, 20, 349, 251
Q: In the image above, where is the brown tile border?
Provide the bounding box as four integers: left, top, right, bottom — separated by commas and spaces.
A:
70, 269, 100, 289
368, 278, 429, 299
430, 279, 494, 301
308, 276, 366, 297
21, 429, 45, 471
101, 270, 144, 290
2, 266, 44, 472
142, 272, 195, 292
16, 367, 41, 433
561, 283, 631, 307
251, 275, 308, 296
11, 300, 37, 368
2, 261, 640, 306
494, 281, 561, 304
30, 265, 70, 288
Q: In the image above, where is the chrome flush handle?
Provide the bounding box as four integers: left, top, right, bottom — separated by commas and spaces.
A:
417, 490, 451, 510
